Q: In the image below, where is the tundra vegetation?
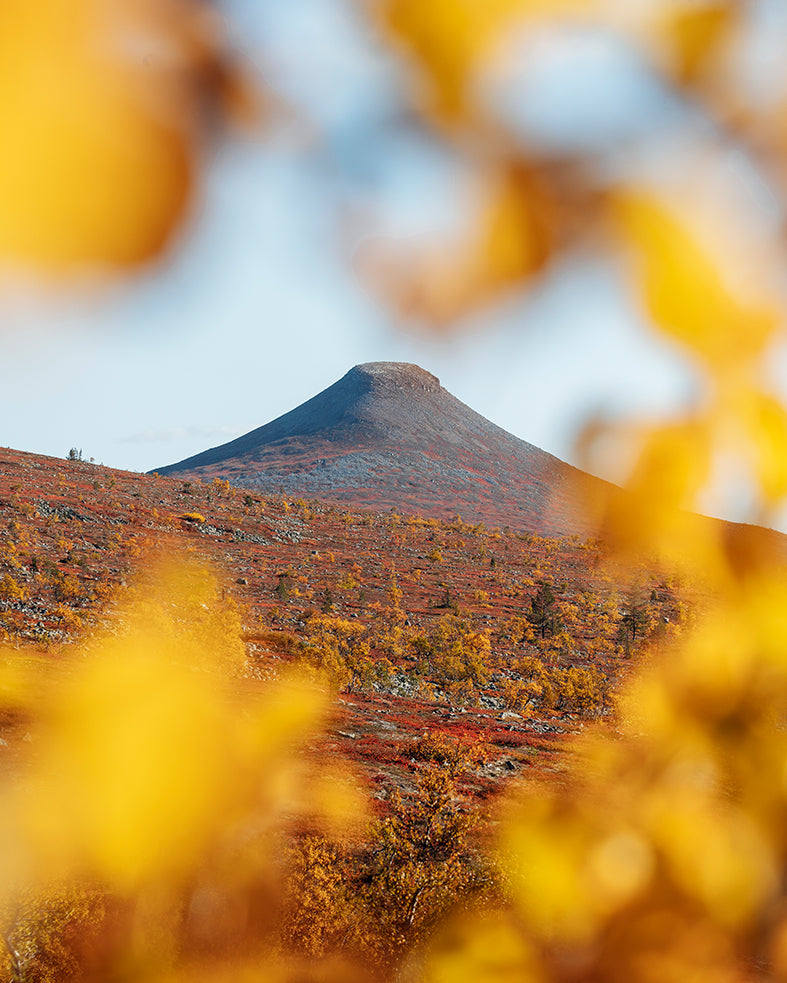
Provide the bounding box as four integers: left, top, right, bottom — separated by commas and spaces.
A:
0, 449, 683, 980
0, 444, 757, 982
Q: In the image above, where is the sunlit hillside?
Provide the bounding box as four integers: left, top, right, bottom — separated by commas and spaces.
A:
0, 443, 689, 978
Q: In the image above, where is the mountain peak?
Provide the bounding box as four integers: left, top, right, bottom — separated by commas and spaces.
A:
348, 362, 441, 392
155, 362, 610, 536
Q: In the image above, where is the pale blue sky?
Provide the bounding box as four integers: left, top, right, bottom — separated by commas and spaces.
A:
2, 0, 782, 525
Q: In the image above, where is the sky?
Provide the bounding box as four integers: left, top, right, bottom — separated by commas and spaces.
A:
2, 0, 783, 525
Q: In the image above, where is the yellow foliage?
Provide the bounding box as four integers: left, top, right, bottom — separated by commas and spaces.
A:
53, 572, 81, 604
1, 542, 22, 570
419, 908, 543, 983
416, 616, 492, 702
363, 768, 487, 954
374, 0, 593, 125
0, 0, 242, 272
655, 1, 736, 84
0, 558, 342, 914
179, 512, 206, 524
301, 614, 391, 693
616, 191, 778, 374
282, 837, 348, 958
357, 165, 556, 324
410, 730, 486, 774
0, 573, 26, 603
737, 390, 787, 505
211, 477, 232, 497
0, 885, 109, 983
54, 604, 83, 633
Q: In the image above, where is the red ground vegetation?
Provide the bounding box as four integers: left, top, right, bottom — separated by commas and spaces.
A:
0, 446, 686, 799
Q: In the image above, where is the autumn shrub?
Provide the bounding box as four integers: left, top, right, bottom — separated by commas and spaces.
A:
0, 574, 26, 603
553, 665, 608, 718
54, 603, 84, 633
409, 730, 487, 774
301, 614, 392, 693
0, 886, 112, 983
359, 769, 492, 959
0, 542, 22, 571
179, 512, 205, 524
278, 767, 494, 972
411, 616, 491, 703
502, 658, 556, 715
281, 836, 349, 960
502, 655, 608, 719
52, 573, 81, 604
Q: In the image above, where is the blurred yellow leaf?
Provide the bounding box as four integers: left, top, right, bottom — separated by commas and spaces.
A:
372, 0, 594, 124
616, 192, 778, 372
586, 828, 655, 908
501, 792, 604, 941
737, 391, 787, 504
607, 912, 742, 983
595, 420, 731, 578
628, 421, 713, 511
419, 908, 544, 983
0, 649, 34, 710
6, 559, 329, 893
501, 783, 660, 945
648, 793, 776, 927
356, 165, 554, 325
115, 555, 247, 676
657, 2, 736, 85
0, 0, 238, 272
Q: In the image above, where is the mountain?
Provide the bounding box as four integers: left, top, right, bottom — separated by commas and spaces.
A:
155, 361, 616, 537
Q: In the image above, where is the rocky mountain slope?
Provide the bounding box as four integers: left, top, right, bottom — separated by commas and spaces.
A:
156, 362, 615, 537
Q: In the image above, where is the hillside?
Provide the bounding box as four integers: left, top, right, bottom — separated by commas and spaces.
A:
0, 445, 681, 797
1, 443, 767, 979
155, 362, 617, 538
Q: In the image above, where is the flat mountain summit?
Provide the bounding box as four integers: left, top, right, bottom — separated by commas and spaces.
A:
156, 362, 611, 536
